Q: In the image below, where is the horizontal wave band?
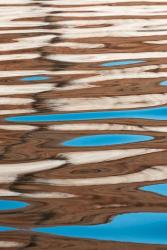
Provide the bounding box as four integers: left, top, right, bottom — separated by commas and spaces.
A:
33, 212, 167, 245
6, 106, 167, 122
63, 134, 153, 147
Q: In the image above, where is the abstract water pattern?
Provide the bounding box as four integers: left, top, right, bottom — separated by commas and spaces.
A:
0, 0, 167, 250
33, 212, 167, 245
101, 60, 145, 67
160, 80, 167, 86
6, 106, 167, 122
140, 183, 167, 197
21, 76, 49, 81
0, 200, 28, 211
63, 134, 153, 147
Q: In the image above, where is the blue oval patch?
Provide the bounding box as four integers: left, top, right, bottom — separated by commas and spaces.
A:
5, 106, 167, 123
0, 200, 28, 211
63, 134, 153, 147
33, 212, 167, 245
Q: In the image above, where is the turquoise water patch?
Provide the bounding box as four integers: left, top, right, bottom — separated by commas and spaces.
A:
5, 106, 167, 123
160, 80, 167, 86
63, 134, 153, 147
0, 200, 28, 211
21, 76, 49, 81
101, 60, 144, 67
140, 183, 167, 197
0, 226, 16, 232
33, 212, 167, 245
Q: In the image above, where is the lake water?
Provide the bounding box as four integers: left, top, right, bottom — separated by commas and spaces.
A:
6, 106, 167, 122
140, 183, 167, 197
0, 1, 167, 250
63, 134, 153, 147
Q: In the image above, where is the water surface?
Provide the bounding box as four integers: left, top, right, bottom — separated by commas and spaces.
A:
101, 60, 145, 67
1, 0, 167, 249
21, 76, 49, 81
0, 200, 28, 211
6, 106, 167, 122
0, 226, 16, 232
160, 80, 167, 86
63, 134, 153, 147
33, 212, 167, 245
140, 183, 167, 197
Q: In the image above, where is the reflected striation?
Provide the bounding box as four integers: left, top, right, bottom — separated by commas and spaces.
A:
0, 200, 28, 211
6, 106, 167, 122
140, 183, 167, 197
33, 212, 167, 245
63, 134, 153, 147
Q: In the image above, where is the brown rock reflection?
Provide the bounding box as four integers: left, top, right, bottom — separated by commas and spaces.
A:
0, 0, 167, 249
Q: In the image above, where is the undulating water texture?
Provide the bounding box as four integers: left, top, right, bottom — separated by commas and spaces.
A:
160, 80, 167, 86
6, 106, 167, 122
101, 60, 145, 67
33, 212, 167, 245
63, 134, 153, 147
21, 76, 49, 82
0, 0, 167, 250
140, 183, 167, 197
0, 200, 28, 211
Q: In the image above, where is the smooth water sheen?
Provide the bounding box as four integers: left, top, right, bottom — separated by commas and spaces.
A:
1, 0, 167, 249
6, 106, 167, 122
63, 134, 153, 147
160, 80, 167, 86
101, 60, 145, 67
21, 76, 49, 81
0, 200, 28, 211
0, 226, 16, 232
140, 183, 167, 197
33, 212, 167, 245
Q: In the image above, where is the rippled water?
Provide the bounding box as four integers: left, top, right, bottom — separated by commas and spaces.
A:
0, 200, 28, 211
33, 212, 167, 245
63, 134, 153, 147
0, 0, 167, 250
6, 106, 167, 122
140, 183, 167, 197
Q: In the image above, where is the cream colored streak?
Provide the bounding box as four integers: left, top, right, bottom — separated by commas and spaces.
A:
36, 166, 167, 187
58, 149, 163, 165
0, 29, 55, 35
0, 35, 55, 51
0, 241, 24, 248
47, 52, 167, 63
0, 189, 75, 198
0, 0, 33, 4
47, 93, 167, 111
52, 42, 104, 49
0, 70, 93, 78
44, 0, 167, 5
56, 19, 167, 27
0, 149, 163, 184
52, 6, 167, 17
0, 125, 37, 131
0, 84, 55, 95
0, 21, 47, 28
56, 19, 167, 39
0, 66, 165, 87
0, 109, 34, 115
0, 6, 52, 27
146, 40, 167, 45
69, 65, 167, 89
0, 53, 39, 61
0, 70, 48, 78
0, 97, 33, 105
50, 124, 167, 133
0, 64, 164, 79
0, 160, 66, 183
